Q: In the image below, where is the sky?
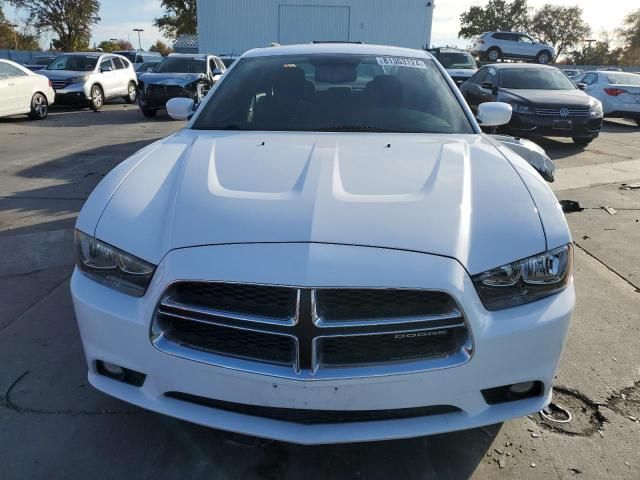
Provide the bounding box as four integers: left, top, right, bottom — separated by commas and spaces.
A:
3, 0, 637, 51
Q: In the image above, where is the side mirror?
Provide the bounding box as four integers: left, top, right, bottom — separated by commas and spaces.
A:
166, 97, 195, 121
477, 102, 512, 127
480, 81, 497, 92
576, 83, 586, 90
101, 65, 113, 73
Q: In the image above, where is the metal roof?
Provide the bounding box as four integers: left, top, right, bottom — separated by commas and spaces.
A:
173, 34, 199, 49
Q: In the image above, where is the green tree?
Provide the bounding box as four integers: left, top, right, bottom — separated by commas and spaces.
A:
149, 39, 172, 56
98, 40, 117, 52
154, 0, 196, 40
530, 5, 590, 60
9, 0, 100, 51
458, 0, 531, 39
618, 9, 640, 65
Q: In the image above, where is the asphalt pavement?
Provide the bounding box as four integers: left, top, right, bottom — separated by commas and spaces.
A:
0, 104, 638, 480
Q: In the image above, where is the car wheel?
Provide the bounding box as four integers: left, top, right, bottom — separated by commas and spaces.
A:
140, 106, 157, 118
28, 92, 48, 120
572, 137, 593, 147
486, 47, 501, 62
90, 85, 104, 111
536, 51, 552, 64
636, 119, 640, 127
124, 82, 137, 103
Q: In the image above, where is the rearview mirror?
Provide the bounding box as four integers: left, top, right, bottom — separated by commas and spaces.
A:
576, 83, 586, 90
166, 97, 195, 121
477, 102, 512, 127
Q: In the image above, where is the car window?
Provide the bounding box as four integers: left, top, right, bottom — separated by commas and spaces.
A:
518, 35, 533, 44
582, 73, 598, 85
486, 67, 498, 86
154, 56, 207, 74
100, 58, 114, 71
437, 52, 476, 69
193, 54, 474, 134
470, 68, 488, 84
215, 58, 225, 70
209, 58, 217, 73
572, 74, 585, 83
493, 33, 509, 41
0, 62, 27, 78
47, 55, 98, 71
113, 57, 127, 70
606, 73, 640, 86
500, 68, 577, 90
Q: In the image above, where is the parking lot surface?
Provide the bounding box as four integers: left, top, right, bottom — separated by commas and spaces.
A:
1, 105, 639, 479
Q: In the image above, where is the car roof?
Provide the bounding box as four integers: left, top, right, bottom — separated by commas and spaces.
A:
243, 42, 433, 60
168, 53, 218, 58
59, 52, 102, 57
482, 63, 559, 70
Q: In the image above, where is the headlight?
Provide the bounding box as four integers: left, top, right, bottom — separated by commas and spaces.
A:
472, 244, 573, 311
510, 103, 535, 115
69, 75, 89, 84
589, 101, 603, 118
75, 230, 156, 297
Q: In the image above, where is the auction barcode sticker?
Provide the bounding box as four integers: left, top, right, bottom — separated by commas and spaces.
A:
376, 57, 427, 69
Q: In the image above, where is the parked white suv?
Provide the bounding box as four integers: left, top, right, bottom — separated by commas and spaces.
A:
469, 31, 556, 64
72, 43, 574, 444
41, 53, 138, 111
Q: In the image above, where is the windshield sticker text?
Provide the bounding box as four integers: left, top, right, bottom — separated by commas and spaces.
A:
376, 57, 427, 69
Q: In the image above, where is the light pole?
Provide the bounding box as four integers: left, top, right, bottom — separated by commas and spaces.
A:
10, 24, 19, 51
133, 28, 144, 51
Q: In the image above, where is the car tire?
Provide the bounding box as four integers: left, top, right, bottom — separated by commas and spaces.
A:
635, 119, 640, 127
572, 137, 593, 147
536, 50, 552, 64
140, 106, 157, 118
486, 47, 501, 62
28, 92, 48, 120
90, 85, 104, 111
124, 82, 137, 103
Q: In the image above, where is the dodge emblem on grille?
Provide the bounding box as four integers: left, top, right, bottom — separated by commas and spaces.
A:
559, 107, 570, 118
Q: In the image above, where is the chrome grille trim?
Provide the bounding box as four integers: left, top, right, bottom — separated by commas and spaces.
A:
533, 108, 589, 117
151, 282, 473, 379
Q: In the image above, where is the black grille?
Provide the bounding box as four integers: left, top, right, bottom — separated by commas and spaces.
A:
159, 313, 295, 365
154, 283, 469, 373
315, 289, 456, 322
146, 84, 187, 98
165, 392, 460, 424
51, 80, 70, 90
169, 282, 297, 320
318, 327, 467, 366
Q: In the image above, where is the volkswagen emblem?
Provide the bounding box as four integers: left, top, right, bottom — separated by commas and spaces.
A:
559, 107, 570, 118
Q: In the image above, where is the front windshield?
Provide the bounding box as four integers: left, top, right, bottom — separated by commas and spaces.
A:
154, 56, 207, 74
500, 68, 576, 90
193, 54, 474, 134
114, 52, 136, 62
46, 55, 98, 71
439, 52, 476, 69
607, 73, 640, 86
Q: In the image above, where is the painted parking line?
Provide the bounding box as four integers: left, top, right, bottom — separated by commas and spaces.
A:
551, 159, 640, 192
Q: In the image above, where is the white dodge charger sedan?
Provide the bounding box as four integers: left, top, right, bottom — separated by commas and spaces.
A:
71, 43, 574, 444
0, 59, 55, 120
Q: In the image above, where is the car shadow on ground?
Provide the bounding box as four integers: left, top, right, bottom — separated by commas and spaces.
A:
0, 140, 161, 232
0, 103, 174, 128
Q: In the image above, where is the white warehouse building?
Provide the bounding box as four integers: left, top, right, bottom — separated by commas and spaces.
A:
197, 0, 435, 56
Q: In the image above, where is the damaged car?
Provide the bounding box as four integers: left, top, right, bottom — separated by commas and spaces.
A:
72, 44, 574, 445
136, 53, 226, 118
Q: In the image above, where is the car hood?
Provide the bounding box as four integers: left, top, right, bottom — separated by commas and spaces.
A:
40, 70, 94, 79
499, 88, 592, 107
138, 72, 205, 86
88, 131, 549, 275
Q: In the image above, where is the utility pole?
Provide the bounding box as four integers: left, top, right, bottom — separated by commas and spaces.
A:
10, 24, 19, 51
133, 28, 144, 51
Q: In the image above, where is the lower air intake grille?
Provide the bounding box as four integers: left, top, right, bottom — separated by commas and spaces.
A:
165, 392, 460, 424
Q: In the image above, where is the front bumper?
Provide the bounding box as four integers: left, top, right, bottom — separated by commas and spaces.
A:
508, 112, 603, 139
71, 243, 574, 444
